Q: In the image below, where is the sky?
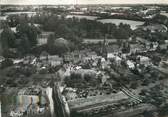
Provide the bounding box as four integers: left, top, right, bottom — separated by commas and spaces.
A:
0, 0, 168, 5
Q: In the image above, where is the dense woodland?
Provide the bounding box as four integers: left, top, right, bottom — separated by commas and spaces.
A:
0, 14, 133, 57
0, 12, 168, 57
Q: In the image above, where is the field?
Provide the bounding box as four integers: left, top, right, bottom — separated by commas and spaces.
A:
98, 19, 144, 30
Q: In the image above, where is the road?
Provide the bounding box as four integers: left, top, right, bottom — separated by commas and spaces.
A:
52, 83, 70, 117
75, 99, 128, 113
153, 65, 168, 75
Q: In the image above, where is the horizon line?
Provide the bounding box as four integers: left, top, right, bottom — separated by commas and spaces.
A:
1, 3, 168, 5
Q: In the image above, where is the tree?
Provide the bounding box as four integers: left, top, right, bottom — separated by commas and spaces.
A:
130, 82, 138, 89
1, 58, 13, 69
143, 111, 155, 117
17, 34, 31, 55
47, 34, 71, 55
159, 104, 168, 116
7, 15, 20, 27
16, 23, 39, 47
28, 24, 39, 46
152, 14, 168, 25
55, 23, 71, 37
0, 27, 16, 50
115, 23, 132, 39
122, 41, 130, 53
47, 34, 56, 54
2, 49, 18, 58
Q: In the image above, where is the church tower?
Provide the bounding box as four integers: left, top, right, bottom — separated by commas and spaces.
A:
101, 34, 108, 59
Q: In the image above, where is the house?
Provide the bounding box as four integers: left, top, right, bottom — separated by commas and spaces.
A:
126, 60, 135, 69
48, 55, 63, 66
13, 59, 24, 64
160, 59, 168, 68
39, 52, 63, 66
115, 56, 122, 65
37, 31, 54, 45
159, 44, 168, 50
100, 72, 110, 84
81, 51, 102, 65
63, 53, 74, 62
101, 58, 111, 70
22, 55, 36, 64
83, 39, 117, 44
135, 37, 159, 51
0, 16, 7, 21
107, 53, 115, 59
137, 56, 151, 66
108, 53, 122, 66
140, 24, 167, 33
136, 37, 150, 44
165, 40, 168, 44
107, 44, 120, 53
63, 51, 83, 63
0, 56, 5, 63
11, 27, 17, 33
39, 51, 49, 61
151, 42, 159, 50
0, 29, 3, 34
86, 51, 98, 59
64, 50, 98, 63
71, 69, 97, 79
130, 43, 145, 53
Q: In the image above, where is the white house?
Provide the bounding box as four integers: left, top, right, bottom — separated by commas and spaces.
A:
127, 60, 135, 69
138, 56, 151, 66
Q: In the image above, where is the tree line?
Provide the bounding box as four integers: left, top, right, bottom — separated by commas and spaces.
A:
32, 14, 133, 40
0, 13, 133, 57
0, 18, 40, 57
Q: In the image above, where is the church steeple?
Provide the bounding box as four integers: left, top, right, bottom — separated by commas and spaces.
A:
101, 34, 108, 59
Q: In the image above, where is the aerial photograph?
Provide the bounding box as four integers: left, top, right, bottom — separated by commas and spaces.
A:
0, 0, 168, 117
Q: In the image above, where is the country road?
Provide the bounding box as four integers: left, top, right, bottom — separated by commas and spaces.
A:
52, 83, 70, 117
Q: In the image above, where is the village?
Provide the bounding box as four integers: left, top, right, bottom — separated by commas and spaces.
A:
0, 4, 168, 117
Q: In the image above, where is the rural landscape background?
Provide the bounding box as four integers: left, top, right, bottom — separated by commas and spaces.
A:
0, 1, 168, 117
